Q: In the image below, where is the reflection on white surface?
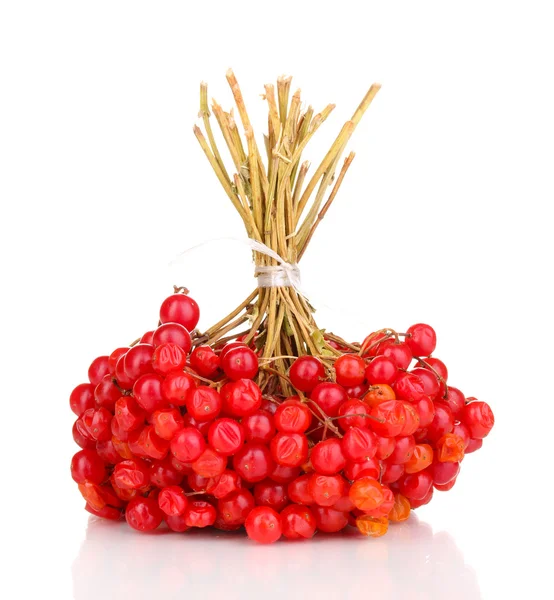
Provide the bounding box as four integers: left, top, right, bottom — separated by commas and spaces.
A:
72, 514, 481, 600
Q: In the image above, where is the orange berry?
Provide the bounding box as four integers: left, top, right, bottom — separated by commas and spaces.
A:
349, 477, 385, 511
78, 481, 106, 511
437, 433, 465, 463
364, 384, 396, 408
356, 514, 389, 537
389, 493, 411, 522
405, 444, 434, 474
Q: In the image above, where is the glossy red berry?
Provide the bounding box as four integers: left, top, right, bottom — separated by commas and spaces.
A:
337, 399, 372, 430
245, 507, 282, 544
126, 497, 163, 531
379, 340, 413, 369
462, 401, 494, 439
311, 439, 346, 475
365, 356, 398, 385
205, 470, 242, 499
426, 402, 454, 443
310, 382, 347, 418
242, 410, 275, 444
218, 489, 255, 525
124, 344, 155, 381
82, 407, 112, 441
465, 438, 483, 453
270, 432, 309, 467
341, 427, 377, 462
274, 399, 312, 433
309, 474, 346, 507
281, 504, 316, 540
152, 322, 192, 352
405, 324, 436, 357
186, 386, 221, 422
133, 373, 165, 413
152, 343, 187, 376
254, 480, 289, 511
233, 443, 274, 482
94, 375, 121, 410
221, 346, 258, 380
289, 356, 325, 392
136, 425, 170, 460
183, 500, 216, 528
343, 457, 380, 481
161, 371, 196, 406
158, 485, 188, 516
113, 459, 150, 490
88, 356, 110, 386
398, 470, 433, 500
108, 347, 128, 375
151, 408, 184, 441
334, 354, 365, 387
393, 372, 427, 402
288, 474, 315, 505
269, 464, 301, 484
190, 345, 220, 378
313, 506, 349, 532
71, 449, 106, 484
431, 460, 460, 485
149, 458, 183, 488
170, 427, 206, 463
115, 396, 145, 432
208, 418, 245, 455
443, 386, 465, 418
223, 379, 262, 417
370, 400, 406, 437
159, 293, 200, 332
70, 383, 95, 417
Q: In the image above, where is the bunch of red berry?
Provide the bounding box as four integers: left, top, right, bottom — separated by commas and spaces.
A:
70, 290, 494, 543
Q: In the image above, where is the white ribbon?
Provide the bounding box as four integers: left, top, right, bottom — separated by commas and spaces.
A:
171, 237, 302, 291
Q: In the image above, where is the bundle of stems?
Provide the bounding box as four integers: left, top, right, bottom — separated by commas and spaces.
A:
193, 70, 380, 394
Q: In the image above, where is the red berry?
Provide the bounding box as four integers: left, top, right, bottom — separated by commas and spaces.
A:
388, 435, 416, 465
270, 432, 309, 467
242, 410, 275, 444
310, 382, 347, 418
152, 343, 187, 376
133, 373, 165, 413
108, 348, 128, 374
70, 383, 95, 417
398, 470, 433, 500
221, 346, 258, 381
289, 356, 325, 392
88, 356, 110, 386
431, 460, 460, 485
379, 340, 413, 369
208, 418, 245, 455
72, 419, 95, 449
370, 400, 406, 437
365, 356, 398, 385
233, 443, 274, 482
96, 439, 122, 464
183, 500, 216, 528
94, 375, 121, 410
254, 480, 289, 511
405, 324, 436, 357
344, 457, 380, 480
245, 507, 282, 543
334, 354, 365, 387
149, 458, 183, 488
393, 372, 426, 402
281, 505, 316, 540
162, 371, 196, 406
71, 449, 106, 484
381, 461, 405, 484
312, 506, 348, 533
337, 399, 372, 430
410, 368, 441, 400
426, 402, 454, 443
274, 399, 312, 433
414, 396, 436, 428
136, 425, 170, 460
218, 489, 255, 525
462, 401, 494, 439
288, 474, 315, 505
151, 408, 184, 441
192, 448, 227, 480
223, 379, 262, 417
82, 407, 112, 441
309, 474, 346, 507
165, 513, 190, 532
206, 470, 242, 499
152, 322, 192, 352
186, 386, 221, 422
114, 354, 134, 389
85, 503, 122, 521
269, 464, 301, 484
465, 438, 483, 454
190, 345, 220, 378
375, 435, 396, 460
124, 344, 155, 381
341, 427, 377, 462
160, 293, 200, 331
115, 396, 145, 432
126, 497, 163, 531
443, 386, 465, 418
158, 485, 188, 516
311, 439, 346, 475
170, 427, 206, 463
113, 459, 150, 490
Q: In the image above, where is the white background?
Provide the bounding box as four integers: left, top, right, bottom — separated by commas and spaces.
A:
1, 1, 553, 598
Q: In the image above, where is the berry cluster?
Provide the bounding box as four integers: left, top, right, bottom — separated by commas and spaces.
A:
70, 291, 494, 543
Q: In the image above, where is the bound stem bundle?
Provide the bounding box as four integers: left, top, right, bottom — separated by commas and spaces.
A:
193, 71, 380, 394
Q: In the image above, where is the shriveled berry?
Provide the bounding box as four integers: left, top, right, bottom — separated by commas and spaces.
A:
436, 433, 465, 462
152, 343, 187, 376
183, 500, 216, 528
158, 485, 188, 516
218, 489, 255, 525
356, 514, 389, 537
170, 427, 206, 463
208, 418, 245, 455
186, 386, 221, 422
309, 474, 346, 507
270, 432, 309, 468
341, 427, 377, 462
349, 477, 385, 512
274, 398, 312, 433
281, 504, 316, 540
311, 439, 346, 475
462, 401, 494, 439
